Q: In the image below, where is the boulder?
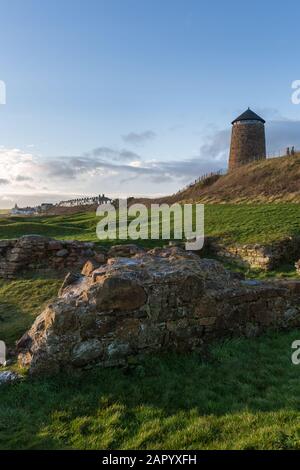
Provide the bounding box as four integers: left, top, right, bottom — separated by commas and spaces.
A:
17, 247, 300, 375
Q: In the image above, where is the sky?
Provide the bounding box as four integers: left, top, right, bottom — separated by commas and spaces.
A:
0, 0, 300, 207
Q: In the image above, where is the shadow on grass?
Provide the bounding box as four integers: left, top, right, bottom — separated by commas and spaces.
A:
1, 329, 300, 449
0, 275, 62, 347
0, 300, 35, 346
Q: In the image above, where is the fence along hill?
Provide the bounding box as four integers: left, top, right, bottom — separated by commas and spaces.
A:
147, 153, 300, 205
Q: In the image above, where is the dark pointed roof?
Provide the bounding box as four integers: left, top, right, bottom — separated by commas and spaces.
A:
232, 108, 265, 124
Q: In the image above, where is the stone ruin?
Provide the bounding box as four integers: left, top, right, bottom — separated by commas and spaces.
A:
206, 236, 300, 271
0, 234, 300, 375
0, 235, 107, 279
2, 234, 300, 281
17, 246, 300, 375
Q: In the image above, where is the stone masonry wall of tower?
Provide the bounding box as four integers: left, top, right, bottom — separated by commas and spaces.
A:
228, 121, 266, 171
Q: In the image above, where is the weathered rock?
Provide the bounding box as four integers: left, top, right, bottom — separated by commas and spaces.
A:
207, 236, 300, 271
58, 272, 82, 295
48, 240, 63, 250
0, 235, 106, 279
94, 253, 107, 264
94, 276, 147, 311
81, 259, 99, 276
56, 249, 69, 257
108, 244, 145, 258
274, 279, 300, 294
0, 371, 21, 385
17, 247, 300, 375
71, 339, 103, 366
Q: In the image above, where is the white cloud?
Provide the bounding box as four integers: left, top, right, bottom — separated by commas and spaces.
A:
1, 116, 299, 208
122, 130, 156, 145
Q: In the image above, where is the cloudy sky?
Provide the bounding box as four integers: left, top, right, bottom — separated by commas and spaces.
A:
0, 0, 300, 207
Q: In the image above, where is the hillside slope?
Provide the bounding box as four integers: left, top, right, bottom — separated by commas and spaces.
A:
40, 154, 300, 216
156, 153, 300, 204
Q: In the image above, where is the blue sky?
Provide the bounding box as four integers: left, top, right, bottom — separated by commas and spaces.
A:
0, 0, 300, 206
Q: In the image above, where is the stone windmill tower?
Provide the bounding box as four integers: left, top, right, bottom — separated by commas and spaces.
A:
228, 108, 266, 171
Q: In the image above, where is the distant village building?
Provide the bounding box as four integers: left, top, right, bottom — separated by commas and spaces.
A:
228, 108, 266, 171
10, 203, 54, 216
10, 195, 112, 216
11, 204, 37, 216
58, 194, 112, 207
39, 203, 54, 212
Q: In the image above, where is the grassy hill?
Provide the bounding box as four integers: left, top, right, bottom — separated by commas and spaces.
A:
155, 153, 300, 204
1, 203, 300, 245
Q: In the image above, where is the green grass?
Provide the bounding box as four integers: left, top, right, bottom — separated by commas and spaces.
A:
0, 212, 99, 241
204, 203, 300, 244
1, 331, 300, 449
209, 257, 299, 280
2, 203, 300, 449
0, 275, 62, 346
1, 203, 300, 245
1, 276, 300, 449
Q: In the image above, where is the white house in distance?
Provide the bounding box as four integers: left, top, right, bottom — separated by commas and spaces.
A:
10, 203, 54, 216
10, 194, 112, 216
10, 204, 37, 216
